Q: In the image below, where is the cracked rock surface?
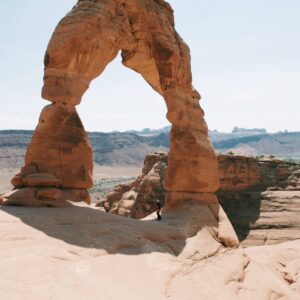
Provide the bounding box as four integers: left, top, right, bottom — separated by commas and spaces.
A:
0, 205, 299, 300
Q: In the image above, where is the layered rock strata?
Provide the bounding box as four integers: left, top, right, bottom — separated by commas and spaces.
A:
100, 153, 300, 246
100, 153, 262, 216
1, 104, 92, 206
1, 0, 220, 209
219, 157, 300, 246
218, 155, 261, 191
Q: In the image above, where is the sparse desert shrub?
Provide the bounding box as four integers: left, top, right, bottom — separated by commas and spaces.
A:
226, 151, 235, 156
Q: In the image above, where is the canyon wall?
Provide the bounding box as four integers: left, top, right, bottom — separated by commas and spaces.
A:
101, 153, 300, 246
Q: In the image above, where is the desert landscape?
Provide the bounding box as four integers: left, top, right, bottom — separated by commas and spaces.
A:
1, 0, 300, 299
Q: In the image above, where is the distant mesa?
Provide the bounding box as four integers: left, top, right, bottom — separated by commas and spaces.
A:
232, 126, 267, 134
127, 125, 171, 136
0, 129, 300, 171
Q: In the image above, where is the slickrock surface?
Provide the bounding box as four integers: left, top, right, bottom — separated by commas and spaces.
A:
101, 153, 300, 246
0, 205, 299, 300
4, 0, 219, 207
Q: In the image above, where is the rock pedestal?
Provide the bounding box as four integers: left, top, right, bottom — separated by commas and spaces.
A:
12, 104, 93, 190
1, 103, 93, 206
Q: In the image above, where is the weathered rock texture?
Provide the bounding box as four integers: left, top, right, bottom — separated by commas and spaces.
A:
1, 104, 93, 206
1, 205, 299, 299
1, 0, 219, 207
219, 157, 300, 247
101, 152, 167, 218
101, 153, 300, 246
218, 155, 261, 191
12, 105, 93, 190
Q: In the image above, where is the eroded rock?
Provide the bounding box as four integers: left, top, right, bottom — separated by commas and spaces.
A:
4, 0, 219, 207
0, 187, 90, 207
218, 155, 260, 191
103, 152, 167, 218
100, 152, 300, 246
218, 157, 300, 246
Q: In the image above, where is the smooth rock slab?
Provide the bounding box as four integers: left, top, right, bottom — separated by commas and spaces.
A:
0, 205, 299, 300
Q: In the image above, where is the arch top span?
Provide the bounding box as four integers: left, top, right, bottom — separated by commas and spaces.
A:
42, 0, 194, 105
3, 0, 220, 208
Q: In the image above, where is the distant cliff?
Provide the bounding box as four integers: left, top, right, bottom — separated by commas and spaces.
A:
0, 129, 300, 169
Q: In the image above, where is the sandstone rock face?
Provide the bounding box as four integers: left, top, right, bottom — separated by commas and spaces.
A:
0, 187, 90, 207
101, 153, 262, 217
100, 152, 238, 247
218, 158, 300, 246
12, 104, 93, 190
101, 153, 300, 247
99, 152, 225, 217
218, 155, 260, 191
103, 152, 167, 218
2, 104, 93, 206
2, 0, 220, 207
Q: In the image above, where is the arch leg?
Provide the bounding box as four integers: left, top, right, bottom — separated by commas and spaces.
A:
1, 103, 93, 206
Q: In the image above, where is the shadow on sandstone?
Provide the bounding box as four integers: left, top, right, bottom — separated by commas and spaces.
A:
0, 204, 192, 256
218, 188, 263, 242
0, 197, 228, 256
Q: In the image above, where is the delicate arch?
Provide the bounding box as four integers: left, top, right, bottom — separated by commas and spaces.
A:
6, 0, 219, 206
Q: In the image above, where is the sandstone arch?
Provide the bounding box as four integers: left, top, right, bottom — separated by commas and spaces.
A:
3, 0, 220, 207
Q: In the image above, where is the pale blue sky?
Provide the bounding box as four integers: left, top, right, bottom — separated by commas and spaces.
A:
0, 0, 299, 132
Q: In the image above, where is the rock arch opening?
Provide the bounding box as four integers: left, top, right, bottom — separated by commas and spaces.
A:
77, 53, 169, 133
3, 0, 220, 207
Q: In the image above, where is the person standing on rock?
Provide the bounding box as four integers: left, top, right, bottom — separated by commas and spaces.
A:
156, 199, 162, 220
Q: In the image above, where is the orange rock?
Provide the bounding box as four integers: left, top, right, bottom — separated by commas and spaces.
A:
8, 0, 219, 206
21, 173, 62, 188
11, 104, 93, 190
100, 152, 166, 217
165, 192, 219, 208
1, 187, 90, 207
1, 188, 68, 207
218, 155, 261, 191
42, 0, 220, 196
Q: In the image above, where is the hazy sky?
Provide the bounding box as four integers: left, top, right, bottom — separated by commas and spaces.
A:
0, 1, 299, 132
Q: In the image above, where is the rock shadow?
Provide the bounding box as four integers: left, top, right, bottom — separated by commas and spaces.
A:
0, 205, 190, 256
0, 200, 223, 257
218, 188, 263, 242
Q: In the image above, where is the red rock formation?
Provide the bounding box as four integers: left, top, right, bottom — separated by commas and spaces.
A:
99, 152, 238, 247
218, 155, 260, 191
102, 152, 167, 218
219, 158, 300, 246
101, 153, 263, 217
100, 153, 300, 247
12, 104, 93, 190
2, 0, 220, 208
